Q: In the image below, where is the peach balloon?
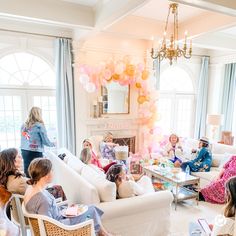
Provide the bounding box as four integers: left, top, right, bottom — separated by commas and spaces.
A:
142, 70, 149, 80
137, 95, 147, 104
126, 64, 135, 77
135, 82, 142, 89
112, 73, 120, 80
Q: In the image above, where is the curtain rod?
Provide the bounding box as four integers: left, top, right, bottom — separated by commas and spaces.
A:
0, 28, 72, 40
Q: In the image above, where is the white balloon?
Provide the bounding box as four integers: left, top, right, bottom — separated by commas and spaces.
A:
85, 82, 96, 93
79, 74, 90, 84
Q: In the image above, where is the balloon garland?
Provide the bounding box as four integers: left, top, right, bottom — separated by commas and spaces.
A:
77, 56, 160, 154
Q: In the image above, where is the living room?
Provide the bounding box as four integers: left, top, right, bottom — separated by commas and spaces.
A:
0, 0, 236, 236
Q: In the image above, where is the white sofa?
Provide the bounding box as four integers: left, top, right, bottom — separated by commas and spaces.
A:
46, 148, 174, 236
184, 139, 236, 188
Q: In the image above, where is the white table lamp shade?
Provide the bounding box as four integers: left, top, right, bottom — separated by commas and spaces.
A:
207, 114, 222, 126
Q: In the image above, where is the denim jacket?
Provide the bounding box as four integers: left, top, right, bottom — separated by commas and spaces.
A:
20, 122, 54, 152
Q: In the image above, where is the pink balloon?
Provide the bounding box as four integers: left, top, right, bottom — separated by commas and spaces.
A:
84, 82, 96, 93
104, 69, 111, 80
79, 74, 90, 84
137, 63, 144, 71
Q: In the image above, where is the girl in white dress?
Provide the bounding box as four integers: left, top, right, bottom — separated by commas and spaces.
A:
106, 164, 154, 199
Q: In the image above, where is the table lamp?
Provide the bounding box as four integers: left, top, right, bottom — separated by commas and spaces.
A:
207, 114, 222, 141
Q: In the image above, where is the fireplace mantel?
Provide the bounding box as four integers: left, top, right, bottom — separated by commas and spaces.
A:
84, 118, 139, 151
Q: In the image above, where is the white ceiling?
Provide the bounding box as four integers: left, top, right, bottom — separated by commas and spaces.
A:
133, 0, 208, 23
220, 26, 236, 37
0, 0, 235, 52
62, 0, 99, 7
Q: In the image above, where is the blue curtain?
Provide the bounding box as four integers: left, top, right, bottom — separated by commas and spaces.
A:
194, 57, 209, 139
221, 63, 236, 131
55, 38, 76, 154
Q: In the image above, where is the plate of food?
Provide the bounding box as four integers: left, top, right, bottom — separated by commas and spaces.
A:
61, 204, 88, 218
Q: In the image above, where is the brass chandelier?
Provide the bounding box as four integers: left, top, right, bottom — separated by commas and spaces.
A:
151, 3, 192, 65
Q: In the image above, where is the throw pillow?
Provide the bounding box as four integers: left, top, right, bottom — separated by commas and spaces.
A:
211, 154, 224, 167
81, 166, 116, 202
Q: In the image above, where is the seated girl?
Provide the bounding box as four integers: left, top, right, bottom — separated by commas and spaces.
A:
83, 139, 116, 173
181, 137, 212, 173
80, 148, 116, 174
199, 155, 236, 204
106, 164, 154, 199
0, 148, 66, 200
100, 132, 118, 161
162, 133, 183, 167
24, 158, 113, 236
0, 148, 27, 195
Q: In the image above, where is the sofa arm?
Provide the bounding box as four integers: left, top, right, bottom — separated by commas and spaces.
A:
97, 191, 173, 236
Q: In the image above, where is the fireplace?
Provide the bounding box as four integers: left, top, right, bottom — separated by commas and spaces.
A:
113, 136, 135, 153
85, 118, 139, 153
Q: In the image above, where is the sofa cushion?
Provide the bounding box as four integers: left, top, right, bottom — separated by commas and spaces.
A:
212, 143, 236, 154
192, 168, 219, 182
81, 166, 116, 202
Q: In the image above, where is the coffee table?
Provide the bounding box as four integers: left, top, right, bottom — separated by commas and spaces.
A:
143, 165, 200, 210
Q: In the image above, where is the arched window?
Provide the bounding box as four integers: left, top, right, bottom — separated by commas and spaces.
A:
0, 52, 56, 149
157, 66, 195, 137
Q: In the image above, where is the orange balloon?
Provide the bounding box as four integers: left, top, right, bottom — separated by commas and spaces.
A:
112, 73, 120, 80
137, 95, 147, 104
142, 70, 149, 80
135, 82, 142, 89
126, 64, 135, 77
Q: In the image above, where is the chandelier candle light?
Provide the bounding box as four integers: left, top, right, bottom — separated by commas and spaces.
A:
151, 3, 192, 65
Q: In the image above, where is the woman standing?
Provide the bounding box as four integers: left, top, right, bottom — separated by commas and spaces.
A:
21, 107, 54, 177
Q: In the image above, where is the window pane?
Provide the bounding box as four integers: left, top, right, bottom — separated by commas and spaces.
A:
0, 96, 22, 149
175, 97, 193, 137
0, 53, 55, 87
160, 66, 193, 92
157, 98, 172, 134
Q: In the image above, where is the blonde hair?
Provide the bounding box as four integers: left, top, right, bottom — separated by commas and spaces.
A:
80, 148, 92, 164
104, 132, 113, 142
25, 107, 44, 128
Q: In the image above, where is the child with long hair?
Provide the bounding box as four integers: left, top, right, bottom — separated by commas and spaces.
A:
106, 164, 154, 199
